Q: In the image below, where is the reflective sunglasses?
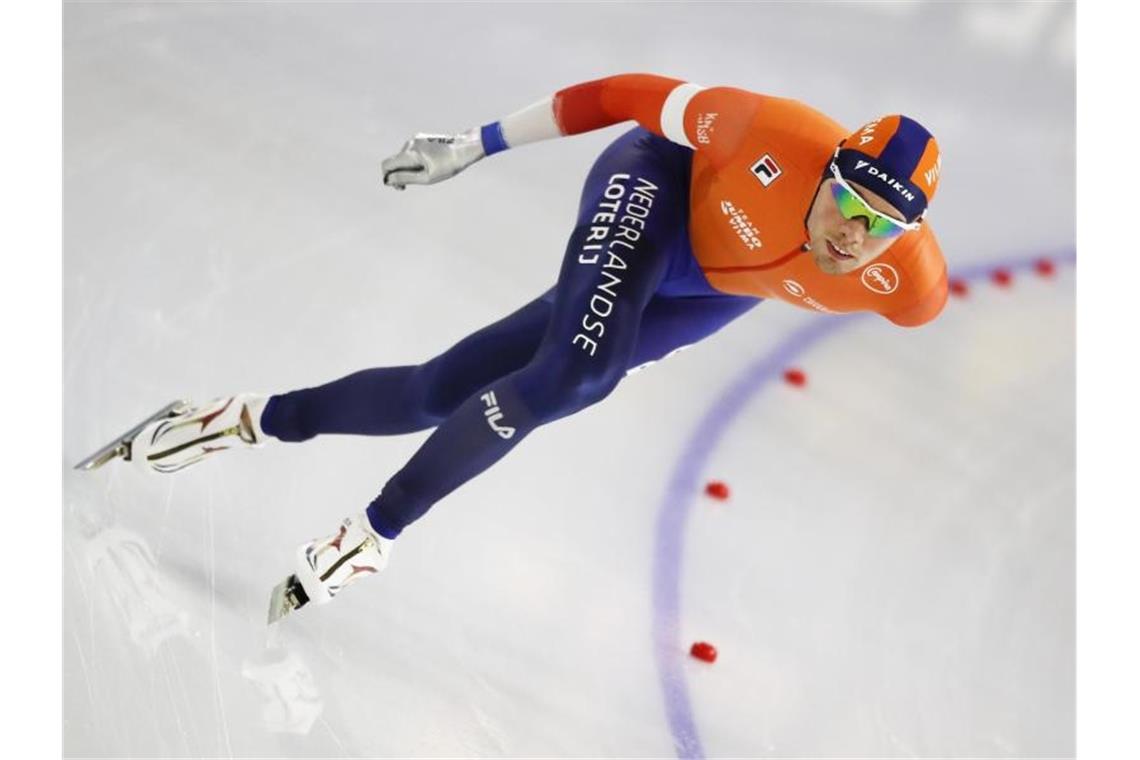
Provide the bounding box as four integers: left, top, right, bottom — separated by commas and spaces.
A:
828, 162, 922, 239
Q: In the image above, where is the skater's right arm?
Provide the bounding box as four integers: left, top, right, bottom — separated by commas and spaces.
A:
503, 73, 761, 159
380, 73, 759, 189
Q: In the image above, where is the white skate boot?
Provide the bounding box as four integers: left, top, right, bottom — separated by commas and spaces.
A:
70, 393, 272, 473
125, 394, 272, 474
267, 513, 393, 624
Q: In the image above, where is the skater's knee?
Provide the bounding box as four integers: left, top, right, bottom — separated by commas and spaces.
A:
572, 363, 624, 407
410, 360, 460, 423
518, 355, 624, 422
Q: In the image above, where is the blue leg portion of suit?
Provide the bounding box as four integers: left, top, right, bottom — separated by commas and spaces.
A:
260, 128, 761, 538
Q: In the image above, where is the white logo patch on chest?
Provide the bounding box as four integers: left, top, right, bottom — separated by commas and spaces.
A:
750, 153, 783, 187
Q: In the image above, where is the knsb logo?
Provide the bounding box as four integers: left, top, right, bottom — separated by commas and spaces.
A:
861, 263, 900, 295
750, 153, 783, 187
480, 391, 516, 439
782, 279, 805, 297
695, 112, 718, 145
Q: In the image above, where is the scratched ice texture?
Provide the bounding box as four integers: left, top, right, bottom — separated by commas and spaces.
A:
64, 2, 1075, 757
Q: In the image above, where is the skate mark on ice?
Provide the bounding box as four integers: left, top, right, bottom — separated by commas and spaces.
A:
156, 476, 176, 560
157, 646, 194, 755
318, 715, 349, 754
68, 626, 99, 725
206, 482, 235, 757
650, 249, 1075, 759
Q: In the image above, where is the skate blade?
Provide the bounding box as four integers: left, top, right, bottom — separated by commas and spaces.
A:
267, 574, 309, 625
73, 400, 190, 471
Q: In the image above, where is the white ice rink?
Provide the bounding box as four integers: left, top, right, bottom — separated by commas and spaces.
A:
64, 3, 1075, 757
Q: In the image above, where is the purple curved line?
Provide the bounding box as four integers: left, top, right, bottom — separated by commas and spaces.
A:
651, 249, 1076, 759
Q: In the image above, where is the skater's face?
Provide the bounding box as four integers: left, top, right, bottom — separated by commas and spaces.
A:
804, 177, 913, 275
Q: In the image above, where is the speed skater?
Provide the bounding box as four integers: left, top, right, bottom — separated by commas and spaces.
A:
76, 73, 946, 622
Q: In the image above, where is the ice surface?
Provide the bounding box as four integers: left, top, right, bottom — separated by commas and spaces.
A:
64, 3, 1075, 757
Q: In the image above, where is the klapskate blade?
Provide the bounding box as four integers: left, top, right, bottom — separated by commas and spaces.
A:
267, 574, 307, 625
73, 400, 189, 471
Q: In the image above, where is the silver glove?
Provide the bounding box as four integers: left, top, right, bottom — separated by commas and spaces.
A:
381, 128, 485, 190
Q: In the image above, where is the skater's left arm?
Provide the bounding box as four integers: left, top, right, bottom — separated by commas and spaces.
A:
881, 226, 950, 328
883, 273, 949, 327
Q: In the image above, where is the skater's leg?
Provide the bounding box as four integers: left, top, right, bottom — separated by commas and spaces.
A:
366, 128, 691, 538
261, 295, 553, 441
363, 276, 761, 535
121, 281, 758, 474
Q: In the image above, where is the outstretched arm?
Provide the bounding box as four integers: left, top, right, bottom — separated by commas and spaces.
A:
381, 73, 744, 189
481, 73, 692, 152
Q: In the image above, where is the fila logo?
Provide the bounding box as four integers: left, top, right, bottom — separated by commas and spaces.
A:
861, 263, 900, 294
750, 153, 783, 187
480, 391, 516, 439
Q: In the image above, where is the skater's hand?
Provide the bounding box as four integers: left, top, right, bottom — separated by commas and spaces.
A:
381, 128, 485, 190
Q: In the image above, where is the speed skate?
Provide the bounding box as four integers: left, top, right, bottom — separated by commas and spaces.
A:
267, 573, 311, 624
267, 513, 393, 625
73, 394, 271, 474
73, 400, 190, 471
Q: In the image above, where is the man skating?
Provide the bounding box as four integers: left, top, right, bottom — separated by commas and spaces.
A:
76, 73, 946, 622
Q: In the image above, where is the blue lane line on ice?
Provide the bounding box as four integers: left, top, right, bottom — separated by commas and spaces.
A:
650, 249, 1076, 759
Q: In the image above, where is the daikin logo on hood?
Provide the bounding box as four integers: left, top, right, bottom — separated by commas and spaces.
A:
853, 160, 916, 203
